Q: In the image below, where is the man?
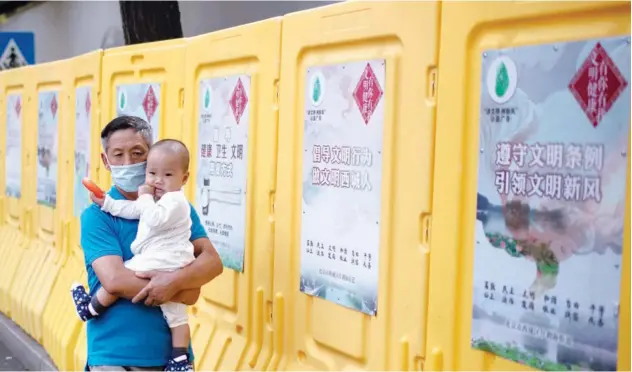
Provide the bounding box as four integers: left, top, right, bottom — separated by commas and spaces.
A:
80, 115, 223, 371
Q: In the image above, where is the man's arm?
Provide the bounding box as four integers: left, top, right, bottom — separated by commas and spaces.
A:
132, 206, 223, 305
133, 237, 223, 305
177, 205, 224, 288
93, 255, 200, 304
83, 205, 199, 304
81, 206, 149, 299
174, 237, 223, 289
92, 255, 150, 298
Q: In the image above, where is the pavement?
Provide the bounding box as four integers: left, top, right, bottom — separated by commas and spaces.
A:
0, 312, 57, 371
0, 340, 26, 371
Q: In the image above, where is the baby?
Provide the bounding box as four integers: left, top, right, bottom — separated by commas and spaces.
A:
70, 139, 197, 372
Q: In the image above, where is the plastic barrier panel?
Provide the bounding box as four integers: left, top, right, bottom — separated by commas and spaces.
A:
74, 321, 88, 371
182, 18, 281, 371
426, 2, 630, 371
274, 2, 440, 370
101, 39, 186, 178
5, 62, 38, 332
41, 50, 101, 371
0, 66, 32, 318
11, 58, 72, 343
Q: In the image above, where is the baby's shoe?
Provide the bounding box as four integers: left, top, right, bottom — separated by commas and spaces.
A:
165, 355, 193, 371
70, 282, 95, 322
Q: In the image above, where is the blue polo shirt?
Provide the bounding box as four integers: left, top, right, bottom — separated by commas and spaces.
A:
80, 186, 207, 368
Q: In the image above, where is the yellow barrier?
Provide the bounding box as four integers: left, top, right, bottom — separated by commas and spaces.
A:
0, 2, 629, 371
74, 321, 88, 371
0, 66, 31, 318
101, 38, 186, 144
15, 59, 70, 342
41, 50, 101, 372
426, 1, 630, 371
274, 1, 440, 370
5, 61, 38, 332
182, 18, 281, 370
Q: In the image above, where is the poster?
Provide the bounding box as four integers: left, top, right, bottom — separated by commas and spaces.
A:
5, 94, 22, 198
37, 91, 59, 208
74, 87, 92, 217
299, 60, 385, 316
116, 83, 161, 143
472, 36, 630, 371
195, 75, 250, 272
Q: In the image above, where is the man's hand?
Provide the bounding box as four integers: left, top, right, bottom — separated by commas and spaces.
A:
90, 192, 105, 207
138, 184, 154, 197
131, 238, 222, 306
132, 270, 182, 306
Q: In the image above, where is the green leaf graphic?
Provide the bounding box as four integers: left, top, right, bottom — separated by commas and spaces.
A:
120, 93, 126, 109
495, 62, 509, 98
204, 89, 210, 108
313, 77, 321, 103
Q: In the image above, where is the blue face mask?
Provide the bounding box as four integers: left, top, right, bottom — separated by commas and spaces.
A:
108, 159, 147, 193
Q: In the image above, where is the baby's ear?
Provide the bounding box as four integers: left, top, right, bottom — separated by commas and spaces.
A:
182, 171, 190, 185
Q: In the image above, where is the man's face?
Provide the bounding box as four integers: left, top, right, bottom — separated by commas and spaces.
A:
101, 128, 149, 169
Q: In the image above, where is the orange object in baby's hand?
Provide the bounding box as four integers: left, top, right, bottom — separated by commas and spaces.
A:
82, 177, 105, 199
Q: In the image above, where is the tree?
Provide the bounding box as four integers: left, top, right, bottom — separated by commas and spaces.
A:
119, 1, 183, 45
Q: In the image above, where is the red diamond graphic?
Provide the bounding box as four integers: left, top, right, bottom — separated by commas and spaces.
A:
142, 86, 158, 122
229, 78, 248, 124
569, 42, 627, 128
85, 92, 91, 114
14, 98, 21, 117
50, 94, 58, 117
353, 63, 384, 125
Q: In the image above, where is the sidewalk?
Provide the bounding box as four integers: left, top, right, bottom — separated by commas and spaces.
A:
0, 340, 26, 371
0, 312, 57, 371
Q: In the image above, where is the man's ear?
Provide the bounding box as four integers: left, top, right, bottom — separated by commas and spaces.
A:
101, 152, 110, 171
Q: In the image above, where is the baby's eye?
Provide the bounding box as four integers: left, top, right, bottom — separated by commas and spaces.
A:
165, 173, 172, 177
149, 172, 156, 175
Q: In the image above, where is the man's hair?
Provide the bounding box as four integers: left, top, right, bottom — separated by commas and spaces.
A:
150, 138, 190, 171
101, 116, 153, 151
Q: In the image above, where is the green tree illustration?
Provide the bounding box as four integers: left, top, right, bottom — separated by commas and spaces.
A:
495, 62, 509, 98
204, 89, 210, 108
313, 77, 322, 103
120, 93, 126, 110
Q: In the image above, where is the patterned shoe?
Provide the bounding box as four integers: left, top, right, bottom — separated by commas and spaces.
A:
70, 282, 95, 322
165, 356, 193, 371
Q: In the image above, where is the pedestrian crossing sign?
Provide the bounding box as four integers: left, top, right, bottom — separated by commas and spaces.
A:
0, 32, 34, 71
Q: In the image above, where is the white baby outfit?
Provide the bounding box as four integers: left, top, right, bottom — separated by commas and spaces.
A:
101, 189, 196, 328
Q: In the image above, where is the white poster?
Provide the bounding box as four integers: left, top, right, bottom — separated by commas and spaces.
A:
299, 60, 385, 316
195, 75, 250, 272
472, 36, 629, 371
116, 83, 161, 143
74, 86, 92, 217
37, 91, 59, 208
5, 94, 22, 198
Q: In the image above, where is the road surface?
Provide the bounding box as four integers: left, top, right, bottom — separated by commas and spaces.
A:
0, 338, 26, 371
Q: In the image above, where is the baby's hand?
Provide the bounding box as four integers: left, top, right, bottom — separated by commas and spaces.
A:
138, 184, 154, 196
90, 192, 105, 207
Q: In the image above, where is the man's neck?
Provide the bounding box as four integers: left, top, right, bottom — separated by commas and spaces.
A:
116, 186, 139, 201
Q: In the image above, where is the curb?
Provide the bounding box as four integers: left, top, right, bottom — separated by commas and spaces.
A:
0, 312, 57, 371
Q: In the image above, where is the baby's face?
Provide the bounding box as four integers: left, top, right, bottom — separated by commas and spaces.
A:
145, 149, 189, 199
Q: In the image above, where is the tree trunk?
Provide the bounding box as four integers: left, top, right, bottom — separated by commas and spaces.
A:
119, 1, 183, 46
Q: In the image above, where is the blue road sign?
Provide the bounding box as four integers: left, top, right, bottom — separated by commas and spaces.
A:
0, 31, 35, 70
